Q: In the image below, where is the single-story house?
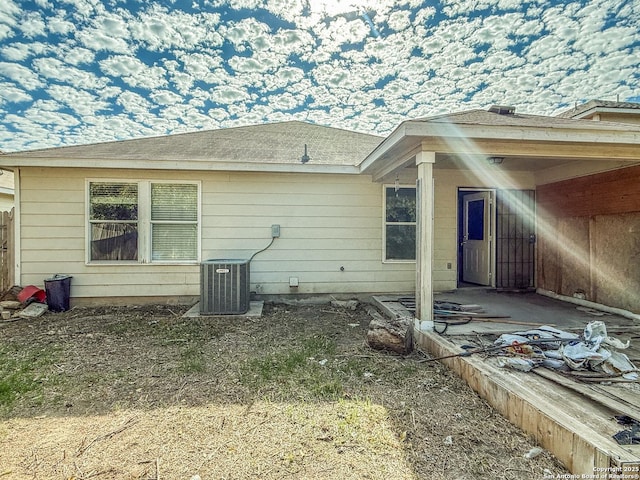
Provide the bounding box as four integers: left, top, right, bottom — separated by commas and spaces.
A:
1, 101, 640, 321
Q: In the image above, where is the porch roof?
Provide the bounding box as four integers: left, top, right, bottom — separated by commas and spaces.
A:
359, 108, 640, 180
557, 99, 640, 119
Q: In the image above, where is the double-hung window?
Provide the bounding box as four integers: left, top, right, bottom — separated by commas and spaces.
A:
384, 185, 416, 261
88, 181, 199, 263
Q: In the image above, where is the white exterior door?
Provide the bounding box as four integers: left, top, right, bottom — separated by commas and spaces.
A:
462, 191, 492, 285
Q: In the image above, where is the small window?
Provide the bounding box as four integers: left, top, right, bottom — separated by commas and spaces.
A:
88, 181, 199, 263
384, 186, 416, 261
89, 182, 139, 261
467, 199, 485, 240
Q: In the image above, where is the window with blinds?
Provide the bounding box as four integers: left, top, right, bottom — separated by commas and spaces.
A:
151, 183, 198, 261
87, 181, 199, 263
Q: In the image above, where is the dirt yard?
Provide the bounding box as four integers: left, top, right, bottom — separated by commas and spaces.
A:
0, 302, 568, 479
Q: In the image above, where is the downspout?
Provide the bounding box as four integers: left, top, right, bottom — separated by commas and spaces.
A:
14, 167, 21, 286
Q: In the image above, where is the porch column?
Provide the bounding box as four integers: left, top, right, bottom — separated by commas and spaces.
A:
415, 151, 435, 329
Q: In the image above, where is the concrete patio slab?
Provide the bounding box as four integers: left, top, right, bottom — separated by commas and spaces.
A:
183, 301, 264, 318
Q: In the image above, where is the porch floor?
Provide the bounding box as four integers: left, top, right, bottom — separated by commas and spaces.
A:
373, 290, 640, 476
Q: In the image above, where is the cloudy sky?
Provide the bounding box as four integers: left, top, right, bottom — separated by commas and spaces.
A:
0, 0, 638, 152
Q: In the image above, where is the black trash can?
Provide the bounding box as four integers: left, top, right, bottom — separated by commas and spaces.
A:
44, 274, 72, 312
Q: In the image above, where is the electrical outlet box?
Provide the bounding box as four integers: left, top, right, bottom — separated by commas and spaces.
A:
271, 224, 280, 238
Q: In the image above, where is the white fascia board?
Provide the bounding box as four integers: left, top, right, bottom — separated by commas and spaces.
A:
402, 121, 640, 144
0, 158, 361, 175
571, 107, 640, 119
359, 123, 408, 173
0, 186, 13, 195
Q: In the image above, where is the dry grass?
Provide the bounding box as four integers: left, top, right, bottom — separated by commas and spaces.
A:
0, 302, 568, 479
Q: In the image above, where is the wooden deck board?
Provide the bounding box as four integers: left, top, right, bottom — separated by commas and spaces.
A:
411, 327, 640, 475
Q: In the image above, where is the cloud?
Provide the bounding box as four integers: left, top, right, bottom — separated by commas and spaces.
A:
74, 11, 133, 53
34, 57, 108, 90
100, 55, 167, 89
174, 51, 224, 84
130, 6, 223, 51
0, 82, 32, 103
0, 0, 21, 29
24, 106, 80, 130
77, 29, 131, 53
0, 61, 43, 89
228, 55, 277, 73
58, 46, 95, 65
210, 85, 251, 104
19, 11, 46, 38
2, 42, 36, 61
47, 85, 110, 116
387, 9, 412, 32
47, 13, 75, 35
150, 89, 182, 105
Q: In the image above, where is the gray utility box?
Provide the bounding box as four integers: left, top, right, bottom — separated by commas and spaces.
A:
200, 259, 250, 315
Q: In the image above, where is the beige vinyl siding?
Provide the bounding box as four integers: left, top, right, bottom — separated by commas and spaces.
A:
201, 172, 413, 295
18, 167, 414, 301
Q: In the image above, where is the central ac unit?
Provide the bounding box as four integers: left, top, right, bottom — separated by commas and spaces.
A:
200, 259, 250, 315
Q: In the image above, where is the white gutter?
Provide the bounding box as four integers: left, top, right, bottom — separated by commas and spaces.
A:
401, 121, 640, 144
0, 158, 361, 175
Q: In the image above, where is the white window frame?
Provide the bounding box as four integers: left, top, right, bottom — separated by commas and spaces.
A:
383, 184, 417, 263
86, 179, 201, 265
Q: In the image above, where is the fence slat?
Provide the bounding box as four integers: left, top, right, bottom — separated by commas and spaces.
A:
0, 208, 15, 293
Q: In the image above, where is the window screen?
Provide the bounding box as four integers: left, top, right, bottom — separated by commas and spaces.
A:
151, 183, 198, 261
385, 186, 417, 261
89, 182, 138, 261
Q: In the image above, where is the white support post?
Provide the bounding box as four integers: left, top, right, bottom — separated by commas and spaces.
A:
415, 151, 435, 330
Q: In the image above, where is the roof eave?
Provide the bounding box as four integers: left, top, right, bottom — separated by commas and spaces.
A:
402, 121, 640, 143
0, 158, 361, 175
359, 122, 409, 173
359, 119, 640, 177
570, 107, 640, 119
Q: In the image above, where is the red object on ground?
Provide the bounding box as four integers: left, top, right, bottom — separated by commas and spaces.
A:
17, 285, 46, 303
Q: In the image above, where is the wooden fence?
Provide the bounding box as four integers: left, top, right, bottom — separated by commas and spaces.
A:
0, 208, 14, 293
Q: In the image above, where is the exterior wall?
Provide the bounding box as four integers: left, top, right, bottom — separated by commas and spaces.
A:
537, 165, 640, 312
432, 168, 536, 291
17, 167, 415, 303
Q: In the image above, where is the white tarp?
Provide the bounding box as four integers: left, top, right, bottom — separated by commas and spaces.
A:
494, 321, 638, 379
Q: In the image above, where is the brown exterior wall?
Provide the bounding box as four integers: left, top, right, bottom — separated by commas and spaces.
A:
537, 165, 640, 312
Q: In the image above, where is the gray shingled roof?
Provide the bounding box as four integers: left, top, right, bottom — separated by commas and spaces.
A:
557, 100, 640, 119
5, 121, 384, 166
414, 108, 640, 131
